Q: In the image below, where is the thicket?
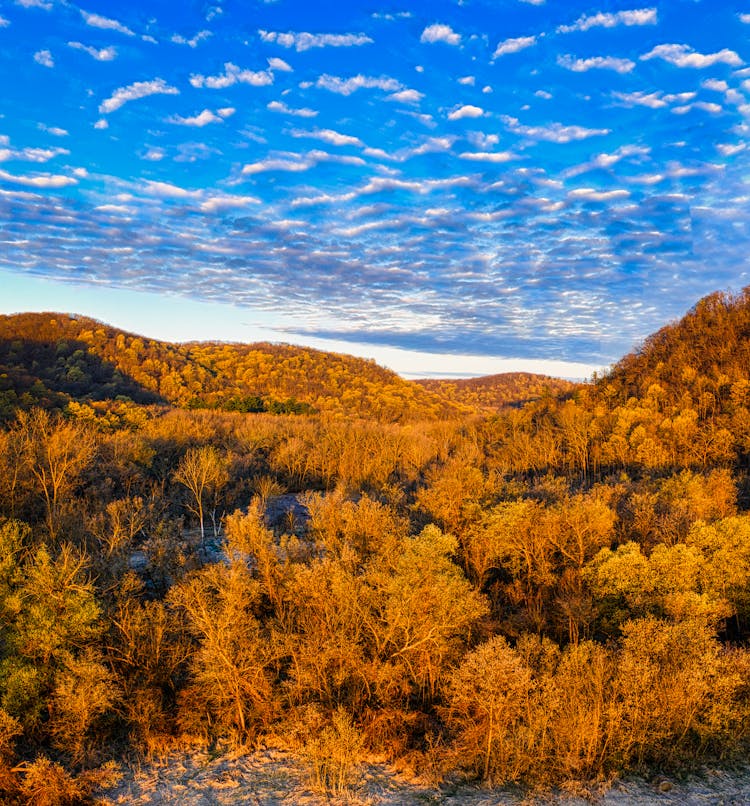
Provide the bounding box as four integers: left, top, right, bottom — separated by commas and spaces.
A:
2, 290, 750, 801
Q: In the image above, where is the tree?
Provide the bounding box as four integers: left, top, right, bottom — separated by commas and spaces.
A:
174, 446, 228, 541
15, 409, 96, 541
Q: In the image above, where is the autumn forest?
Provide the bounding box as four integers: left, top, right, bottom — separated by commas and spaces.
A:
2, 290, 750, 801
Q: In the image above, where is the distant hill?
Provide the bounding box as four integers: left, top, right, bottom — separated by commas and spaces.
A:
0, 312, 465, 422
415, 372, 577, 413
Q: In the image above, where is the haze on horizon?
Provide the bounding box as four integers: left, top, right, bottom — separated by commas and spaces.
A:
0, 0, 748, 378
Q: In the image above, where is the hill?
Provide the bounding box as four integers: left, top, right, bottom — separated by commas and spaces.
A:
0, 312, 464, 422
415, 372, 577, 413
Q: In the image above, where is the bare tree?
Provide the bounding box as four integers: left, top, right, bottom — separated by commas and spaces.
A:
174, 446, 228, 541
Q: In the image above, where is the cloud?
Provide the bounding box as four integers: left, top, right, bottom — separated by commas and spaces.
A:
672, 101, 723, 115
168, 109, 226, 126
190, 63, 273, 89
612, 90, 695, 108
68, 42, 117, 61
493, 35, 536, 58
15, 0, 52, 8
642, 44, 742, 68
38, 124, 68, 137
291, 128, 363, 146
94, 118, 108, 129
420, 24, 460, 45
259, 30, 372, 51
99, 78, 179, 113
558, 54, 635, 73
267, 100, 318, 117
142, 180, 201, 199
33, 50, 53, 67
448, 105, 484, 121
0, 15, 9, 26
565, 144, 651, 176
459, 151, 516, 163
200, 193, 260, 212
558, 8, 657, 34
267, 56, 292, 72
0, 168, 76, 187
458, 76, 475, 86
171, 30, 211, 47
315, 74, 402, 95
388, 89, 424, 104
242, 156, 314, 175
142, 147, 166, 161
80, 9, 134, 36
740, 13, 750, 24
502, 115, 610, 142
0, 143, 69, 162
568, 187, 630, 202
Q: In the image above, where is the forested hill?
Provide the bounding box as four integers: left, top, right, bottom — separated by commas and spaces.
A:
596, 289, 750, 407
415, 372, 577, 413
0, 312, 465, 421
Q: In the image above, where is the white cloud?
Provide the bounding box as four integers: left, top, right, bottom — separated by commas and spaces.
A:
642, 44, 742, 68
267, 56, 292, 72
259, 30, 372, 51
168, 109, 224, 127
535, 89, 552, 99
15, 0, 52, 8
558, 54, 635, 73
558, 8, 657, 34
142, 180, 201, 199
190, 63, 273, 89
68, 41, 116, 60
267, 100, 318, 117
38, 124, 68, 136
80, 9, 134, 36
0, 15, 9, 26
568, 188, 630, 202
0, 168, 76, 188
702, 78, 729, 92
242, 156, 314, 175
142, 147, 166, 161
171, 30, 211, 47
291, 128, 363, 146
34, 49, 53, 67
613, 90, 696, 108
672, 101, 723, 115
0, 144, 68, 163
502, 115, 610, 142
740, 13, 750, 23
420, 23, 460, 45
315, 74, 402, 95
493, 35, 536, 58
200, 193, 260, 212
94, 118, 108, 129
448, 104, 484, 120
458, 75, 475, 86
388, 89, 424, 104
717, 142, 746, 156
459, 151, 516, 163
468, 132, 499, 149
99, 78, 179, 113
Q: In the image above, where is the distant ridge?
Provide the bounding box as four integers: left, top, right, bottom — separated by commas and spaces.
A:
0, 312, 467, 421
415, 372, 577, 413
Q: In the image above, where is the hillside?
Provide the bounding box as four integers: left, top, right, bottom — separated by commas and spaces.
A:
415, 372, 577, 413
0, 312, 465, 422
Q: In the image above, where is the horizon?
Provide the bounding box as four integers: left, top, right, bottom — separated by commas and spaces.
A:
1, 1, 748, 377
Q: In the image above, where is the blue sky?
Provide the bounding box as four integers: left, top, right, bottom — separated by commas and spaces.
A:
0, 0, 748, 379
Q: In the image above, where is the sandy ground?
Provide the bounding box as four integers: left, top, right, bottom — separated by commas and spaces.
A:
96, 747, 750, 805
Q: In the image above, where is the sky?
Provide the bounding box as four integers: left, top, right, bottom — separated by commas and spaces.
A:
0, 0, 748, 379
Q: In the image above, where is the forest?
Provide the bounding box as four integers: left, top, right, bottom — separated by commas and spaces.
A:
2, 289, 750, 802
